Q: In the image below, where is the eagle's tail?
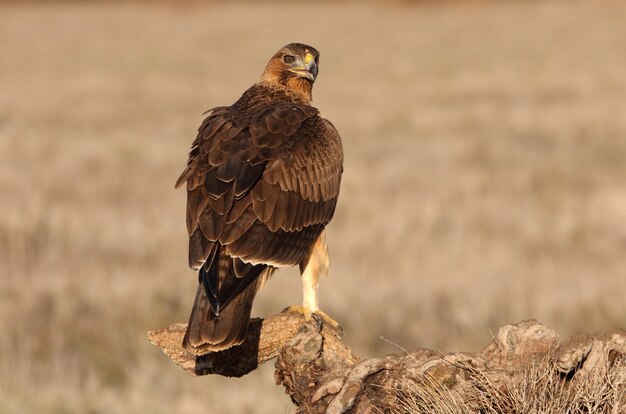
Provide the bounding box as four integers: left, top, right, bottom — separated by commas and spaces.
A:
182, 249, 268, 355
182, 282, 256, 354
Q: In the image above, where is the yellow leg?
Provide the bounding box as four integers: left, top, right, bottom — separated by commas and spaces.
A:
284, 230, 341, 330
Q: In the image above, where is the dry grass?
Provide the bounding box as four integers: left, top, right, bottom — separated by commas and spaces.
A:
1, 1, 626, 413
394, 356, 626, 413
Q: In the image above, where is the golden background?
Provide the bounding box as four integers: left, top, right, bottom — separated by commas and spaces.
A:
1, 1, 625, 412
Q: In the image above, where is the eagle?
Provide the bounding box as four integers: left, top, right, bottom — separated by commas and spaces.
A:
175, 43, 344, 355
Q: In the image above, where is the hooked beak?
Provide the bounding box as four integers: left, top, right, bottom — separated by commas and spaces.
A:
289, 52, 318, 81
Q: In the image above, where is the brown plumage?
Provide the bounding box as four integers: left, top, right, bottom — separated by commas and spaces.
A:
176, 43, 343, 355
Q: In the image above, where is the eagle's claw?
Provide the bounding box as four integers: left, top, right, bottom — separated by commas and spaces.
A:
282, 305, 343, 332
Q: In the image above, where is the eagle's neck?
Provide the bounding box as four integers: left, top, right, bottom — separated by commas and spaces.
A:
258, 78, 313, 104
284, 78, 313, 103
234, 83, 312, 116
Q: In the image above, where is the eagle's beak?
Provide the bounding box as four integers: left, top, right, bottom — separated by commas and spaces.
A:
289, 52, 318, 81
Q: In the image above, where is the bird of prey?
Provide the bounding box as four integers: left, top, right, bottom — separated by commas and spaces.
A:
175, 43, 343, 355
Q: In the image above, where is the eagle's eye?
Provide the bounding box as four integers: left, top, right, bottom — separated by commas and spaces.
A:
283, 55, 295, 64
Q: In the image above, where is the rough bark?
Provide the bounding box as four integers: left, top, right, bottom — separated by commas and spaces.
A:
149, 314, 626, 413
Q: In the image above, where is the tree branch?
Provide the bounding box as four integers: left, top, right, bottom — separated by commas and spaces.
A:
147, 312, 321, 377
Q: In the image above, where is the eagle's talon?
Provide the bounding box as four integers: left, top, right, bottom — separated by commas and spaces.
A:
310, 313, 324, 333
283, 306, 342, 332
283, 305, 313, 320
313, 309, 343, 332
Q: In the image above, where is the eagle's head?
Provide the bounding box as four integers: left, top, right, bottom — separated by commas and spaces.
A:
261, 43, 320, 102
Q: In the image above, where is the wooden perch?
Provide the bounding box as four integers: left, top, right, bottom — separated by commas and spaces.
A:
147, 313, 313, 377
149, 313, 626, 413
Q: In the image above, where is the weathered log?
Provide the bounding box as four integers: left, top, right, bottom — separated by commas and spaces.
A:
149, 315, 626, 413
147, 312, 315, 377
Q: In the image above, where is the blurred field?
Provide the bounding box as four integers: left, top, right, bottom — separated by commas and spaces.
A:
1, 1, 626, 413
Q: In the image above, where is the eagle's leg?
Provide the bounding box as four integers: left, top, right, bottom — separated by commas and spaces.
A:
284, 230, 341, 330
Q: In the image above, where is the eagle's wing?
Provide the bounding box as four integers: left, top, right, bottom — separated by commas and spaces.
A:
176, 102, 343, 313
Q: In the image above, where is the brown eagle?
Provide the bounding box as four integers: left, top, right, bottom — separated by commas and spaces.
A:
175, 43, 343, 355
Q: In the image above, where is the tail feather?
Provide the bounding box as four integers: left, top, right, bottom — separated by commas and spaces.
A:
183, 248, 269, 355
183, 277, 261, 354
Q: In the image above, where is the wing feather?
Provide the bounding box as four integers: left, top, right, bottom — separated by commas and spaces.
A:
198, 205, 226, 241
221, 206, 257, 244
234, 163, 265, 197
207, 185, 235, 216
204, 171, 232, 199
186, 185, 210, 234
251, 180, 280, 222
215, 156, 241, 182
189, 228, 216, 270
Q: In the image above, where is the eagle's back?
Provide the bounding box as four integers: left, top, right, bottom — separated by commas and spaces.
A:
177, 81, 343, 310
